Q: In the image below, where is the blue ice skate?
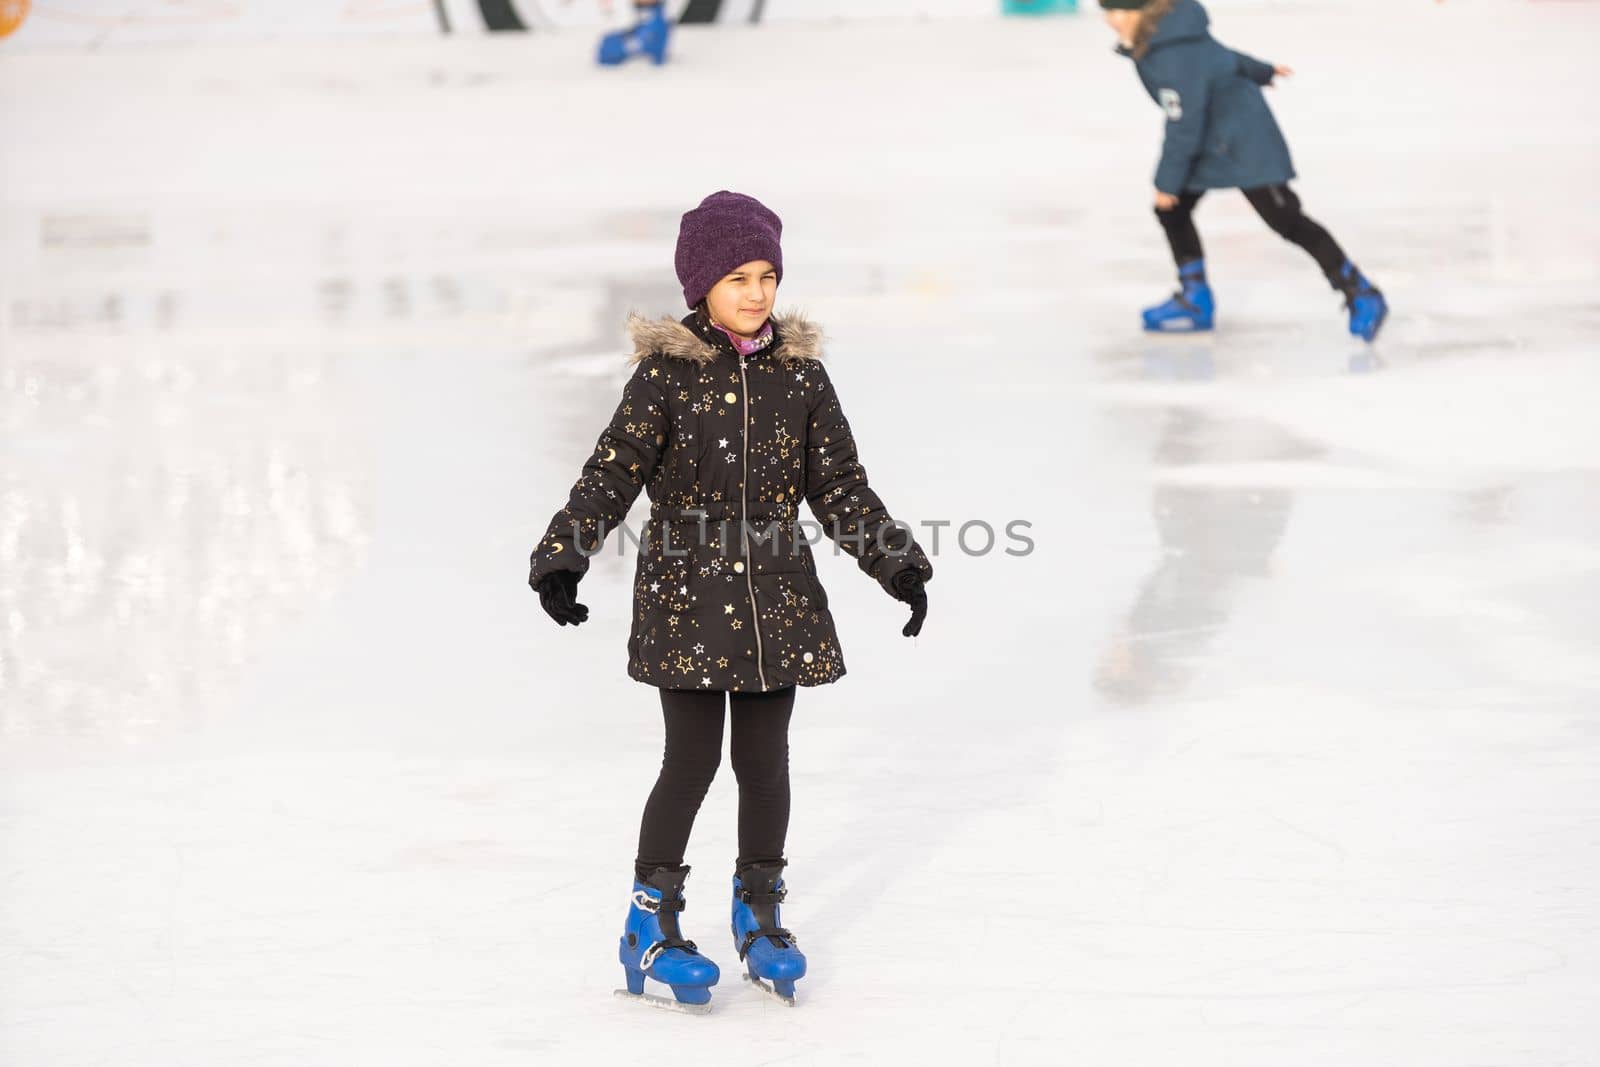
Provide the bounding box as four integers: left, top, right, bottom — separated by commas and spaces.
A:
731, 860, 806, 1006
615, 866, 719, 1014
1142, 259, 1215, 333
598, 4, 671, 67
1338, 261, 1388, 343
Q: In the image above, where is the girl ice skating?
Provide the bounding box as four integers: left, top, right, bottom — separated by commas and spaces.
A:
1100, 0, 1389, 341
528, 191, 933, 1012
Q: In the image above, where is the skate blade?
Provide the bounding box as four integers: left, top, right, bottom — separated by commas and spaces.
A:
613, 988, 713, 1015
741, 972, 797, 1007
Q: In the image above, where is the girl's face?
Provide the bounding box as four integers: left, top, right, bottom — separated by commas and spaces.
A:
1103, 9, 1140, 46
703, 260, 778, 339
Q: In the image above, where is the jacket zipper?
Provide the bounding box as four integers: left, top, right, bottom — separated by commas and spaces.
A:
738, 353, 769, 692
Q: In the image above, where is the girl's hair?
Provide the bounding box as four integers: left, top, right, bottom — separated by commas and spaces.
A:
1129, 0, 1177, 59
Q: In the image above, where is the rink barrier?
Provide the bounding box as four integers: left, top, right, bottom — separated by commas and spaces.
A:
440, 0, 779, 33
467, 1, 1106, 32
5, 0, 1324, 48
1, 0, 1039, 48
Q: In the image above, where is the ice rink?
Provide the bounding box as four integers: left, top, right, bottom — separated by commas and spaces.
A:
3, 4, 1599, 1064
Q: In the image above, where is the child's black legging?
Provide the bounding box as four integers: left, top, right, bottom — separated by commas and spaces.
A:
1157, 183, 1348, 288
634, 686, 795, 881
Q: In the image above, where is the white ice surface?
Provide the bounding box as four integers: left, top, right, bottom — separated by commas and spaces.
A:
2, 6, 1599, 1066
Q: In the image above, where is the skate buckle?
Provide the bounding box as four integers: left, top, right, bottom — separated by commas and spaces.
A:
639, 938, 699, 970
632, 891, 686, 914
739, 886, 786, 905
737, 927, 796, 961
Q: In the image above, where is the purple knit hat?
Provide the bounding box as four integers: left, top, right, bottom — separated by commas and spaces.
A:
674, 191, 784, 309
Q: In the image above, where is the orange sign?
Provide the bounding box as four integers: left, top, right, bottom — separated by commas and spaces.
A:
0, 0, 28, 40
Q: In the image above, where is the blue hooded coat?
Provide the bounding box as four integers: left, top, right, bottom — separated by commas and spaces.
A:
1121, 0, 1296, 195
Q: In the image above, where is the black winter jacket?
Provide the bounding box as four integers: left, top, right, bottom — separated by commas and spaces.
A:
530, 311, 932, 691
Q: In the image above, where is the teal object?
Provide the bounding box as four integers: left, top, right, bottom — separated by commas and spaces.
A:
1003, 0, 1078, 14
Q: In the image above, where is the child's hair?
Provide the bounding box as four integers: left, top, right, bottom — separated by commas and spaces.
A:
1129, 0, 1177, 59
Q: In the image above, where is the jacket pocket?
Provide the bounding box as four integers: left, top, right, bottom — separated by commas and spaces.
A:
805, 573, 830, 613
798, 552, 830, 613
631, 539, 688, 666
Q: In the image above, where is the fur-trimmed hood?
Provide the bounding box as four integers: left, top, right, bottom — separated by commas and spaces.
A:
626, 311, 824, 367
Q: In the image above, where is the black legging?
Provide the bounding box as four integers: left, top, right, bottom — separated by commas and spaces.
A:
635, 686, 795, 881
1157, 183, 1348, 289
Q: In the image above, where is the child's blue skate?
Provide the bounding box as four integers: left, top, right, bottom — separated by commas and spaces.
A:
615, 865, 720, 1015
597, 4, 671, 67
1338, 261, 1388, 343
731, 860, 806, 1006
1142, 259, 1215, 333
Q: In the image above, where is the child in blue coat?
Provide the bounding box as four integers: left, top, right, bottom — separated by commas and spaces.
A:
1101, 0, 1388, 341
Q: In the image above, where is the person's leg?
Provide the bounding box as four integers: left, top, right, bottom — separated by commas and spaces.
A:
1241, 183, 1348, 287
1145, 192, 1215, 331
727, 686, 805, 1001
1155, 190, 1207, 271
635, 689, 726, 880
1243, 183, 1388, 340
728, 686, 796, 867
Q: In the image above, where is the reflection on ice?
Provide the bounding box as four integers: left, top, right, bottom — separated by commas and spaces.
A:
1096, 408, 1312, 705
0, 341, 369, 738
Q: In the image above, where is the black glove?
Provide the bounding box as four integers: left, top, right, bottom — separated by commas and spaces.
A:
532, 569, 589, 627
889, 570, 928, 638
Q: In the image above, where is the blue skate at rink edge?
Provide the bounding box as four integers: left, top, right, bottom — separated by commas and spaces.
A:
598, 4, 671, 67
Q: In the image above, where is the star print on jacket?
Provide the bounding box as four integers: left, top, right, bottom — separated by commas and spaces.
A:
528, 310, 933, 692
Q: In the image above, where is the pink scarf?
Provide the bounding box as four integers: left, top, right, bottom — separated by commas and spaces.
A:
711, 319, 774, 357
